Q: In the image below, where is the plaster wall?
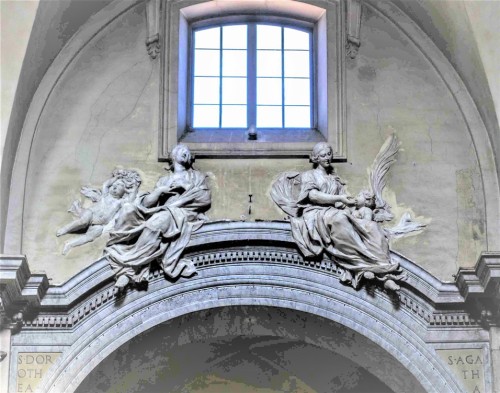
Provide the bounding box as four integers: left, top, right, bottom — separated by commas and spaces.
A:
393, 0, 500, 189
0, 0, 38, 149
18, 3, 488, 284
0, 0, 113, 252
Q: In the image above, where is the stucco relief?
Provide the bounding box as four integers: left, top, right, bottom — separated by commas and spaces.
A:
271, 135, 425, 291
104, 144, 211, 291
56, 169, 142, 255
57, 144, 212, 292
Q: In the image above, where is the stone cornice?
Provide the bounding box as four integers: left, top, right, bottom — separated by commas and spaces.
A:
1, 221, 499, 331
456, 252, 500, 298
0, 255, 49, 331
454, 252, 500, 327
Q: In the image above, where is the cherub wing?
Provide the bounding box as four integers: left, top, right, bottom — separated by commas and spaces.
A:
80, 186, 102, 202
384, 212, 426, 239
369, 134, 401, 222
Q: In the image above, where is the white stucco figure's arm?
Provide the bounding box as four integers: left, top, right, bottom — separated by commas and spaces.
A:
56, 169, 142, 256
308, 190, 355, 206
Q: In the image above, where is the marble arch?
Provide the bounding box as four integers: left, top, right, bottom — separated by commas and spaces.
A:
10, 222, 477, 393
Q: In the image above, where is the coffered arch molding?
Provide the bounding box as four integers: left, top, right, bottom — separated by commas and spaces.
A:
10, 221, 495, 391
36, 265, 463, 393
4, 0, 500, 254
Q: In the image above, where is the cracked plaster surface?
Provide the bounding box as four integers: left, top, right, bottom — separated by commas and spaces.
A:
19, 5, 487, 284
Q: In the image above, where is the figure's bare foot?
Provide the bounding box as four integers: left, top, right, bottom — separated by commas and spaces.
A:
56, 228, 66, 237
62, 243, 72, 255
181, 260, 197, 277
68, 200, 81, 215
384, 279, 400, 291
363, 271, 375, 280
115, 275, 130, 291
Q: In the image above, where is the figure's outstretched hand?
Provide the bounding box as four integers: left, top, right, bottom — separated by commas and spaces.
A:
156, 185, 173, 194
340, 196, 356, 206
81, 186, 102, 202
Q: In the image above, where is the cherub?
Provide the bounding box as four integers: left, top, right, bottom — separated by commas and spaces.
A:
352, 190, 377, 222
272, 134, 426, 291
56, 169, 141, 255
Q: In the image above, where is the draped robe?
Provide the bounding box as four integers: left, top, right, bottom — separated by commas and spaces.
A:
272, 169, 402, 288
104, 169, 211, 283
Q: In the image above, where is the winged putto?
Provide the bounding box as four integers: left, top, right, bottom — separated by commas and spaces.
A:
56, 169, 141, 255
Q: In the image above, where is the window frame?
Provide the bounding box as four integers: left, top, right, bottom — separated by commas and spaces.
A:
159, 0, 346, 159
188, 18, 316, 132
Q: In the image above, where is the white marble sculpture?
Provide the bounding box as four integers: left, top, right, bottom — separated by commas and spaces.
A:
56, 169, 141, 255
271, 135, 425, 291
103, 144, 211, 291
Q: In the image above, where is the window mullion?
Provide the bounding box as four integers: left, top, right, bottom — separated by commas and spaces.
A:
219, 27, 223, 128
248, 24, 257, 133
281, 26, 285, 128
310, 29, 314, 129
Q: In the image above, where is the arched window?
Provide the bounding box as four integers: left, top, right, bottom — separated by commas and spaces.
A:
160, 0, 346, 158
191, 23, 313, 130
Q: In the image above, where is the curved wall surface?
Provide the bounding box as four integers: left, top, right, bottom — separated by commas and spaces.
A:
2, 1, 500, 392
3, 0, 498, 285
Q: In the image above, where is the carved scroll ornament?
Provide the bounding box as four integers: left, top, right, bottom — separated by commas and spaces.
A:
346, 0, 363, 59
145, 0, 161, 59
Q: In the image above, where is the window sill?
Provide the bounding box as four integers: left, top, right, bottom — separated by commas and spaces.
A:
178, 128, 335, 158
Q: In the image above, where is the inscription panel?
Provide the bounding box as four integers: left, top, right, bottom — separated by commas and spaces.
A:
16, 353, 60, 393
437, 349, 486, 393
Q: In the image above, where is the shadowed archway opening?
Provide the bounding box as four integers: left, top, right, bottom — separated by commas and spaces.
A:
75, 306, 425, 393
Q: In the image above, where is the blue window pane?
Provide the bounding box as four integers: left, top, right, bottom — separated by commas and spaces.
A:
222, 50, 247, 77
257, 78, 282, 105
192, 23, 312, 130
195, 27, 220, 49
221, 105, 247, 127
284, 51, 310, 77
193, 105, 220, 127
284, 28, 310, 50
193, 77, 220, 104
284, 106, 310, 128
257, 25, 281, 49
194, 49, 220, 76
223, 25, 247, 49
222, 78, 247, 105
257, 50, 281, 77
257, 106, 282, 128
284, 78, 310, 105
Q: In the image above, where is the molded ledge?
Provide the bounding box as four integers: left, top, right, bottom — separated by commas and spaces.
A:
1, 221, 499, 329
456, 252, 500, 299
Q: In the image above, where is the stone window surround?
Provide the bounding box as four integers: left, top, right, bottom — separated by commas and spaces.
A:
159, 0, 347, 159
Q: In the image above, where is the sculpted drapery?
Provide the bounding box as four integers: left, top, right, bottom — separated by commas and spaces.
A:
272, 141, 405, 290
104, 144, 211, 290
